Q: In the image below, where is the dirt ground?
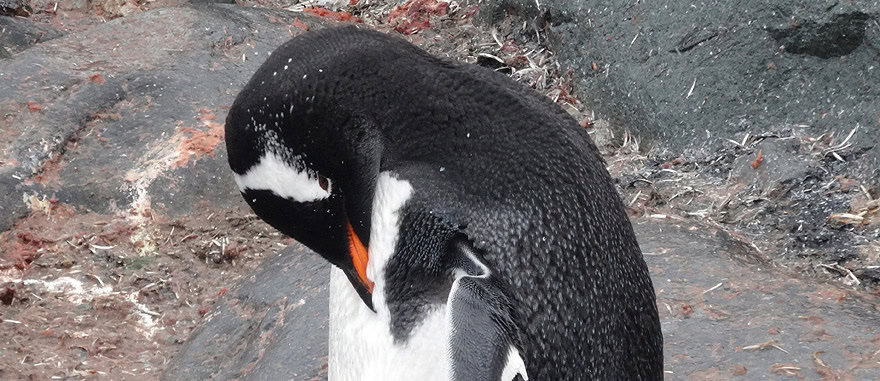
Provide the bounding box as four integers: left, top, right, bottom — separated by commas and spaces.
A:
1, 0, 878, 379
0, 199, 295, 378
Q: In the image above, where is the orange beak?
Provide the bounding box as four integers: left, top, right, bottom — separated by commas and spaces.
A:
347, 222, 374, 293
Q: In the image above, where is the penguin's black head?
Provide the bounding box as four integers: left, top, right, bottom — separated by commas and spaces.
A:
224, 42, 382, 309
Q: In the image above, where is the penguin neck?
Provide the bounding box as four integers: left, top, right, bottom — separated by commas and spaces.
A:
363, 171, 413, 318
328, 171, 453, 380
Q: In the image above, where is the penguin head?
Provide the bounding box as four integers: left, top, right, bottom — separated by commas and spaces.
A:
225, 88, 380, 309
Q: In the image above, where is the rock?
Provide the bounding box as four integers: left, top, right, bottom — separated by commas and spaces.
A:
728, 138, 809, 193
474, 0, 880, 180
635, 221, 880, 379
0, 5, 325, 231
768, 11, 871, 59
189, 0, 235, 4
0, 0, 30, 17
167, 219, 880, 380
0, 285, 15, 305
0, 16, 63, 58
313, 0, 350, 10
857, 267, 880, 283
163, 244, 330, 380
91, 0, 140, 19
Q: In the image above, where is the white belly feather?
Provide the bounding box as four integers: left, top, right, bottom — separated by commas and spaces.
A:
329, 267, 450, 381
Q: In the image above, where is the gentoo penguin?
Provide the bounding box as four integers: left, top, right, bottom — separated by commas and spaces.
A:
225, 26, 662, 380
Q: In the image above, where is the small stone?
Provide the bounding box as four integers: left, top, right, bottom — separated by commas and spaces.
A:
0, 286, 15, 305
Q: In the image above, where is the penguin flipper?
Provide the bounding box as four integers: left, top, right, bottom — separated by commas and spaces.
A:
446, 238, 528, 381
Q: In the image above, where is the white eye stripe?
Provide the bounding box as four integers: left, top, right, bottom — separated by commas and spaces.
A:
233, 152, 332, 202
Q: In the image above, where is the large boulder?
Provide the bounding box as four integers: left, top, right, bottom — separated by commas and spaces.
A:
0, 4, 326, 231
476, 0, 880, 179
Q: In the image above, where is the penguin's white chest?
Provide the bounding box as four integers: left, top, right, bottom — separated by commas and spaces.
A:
328, 267, 450, 381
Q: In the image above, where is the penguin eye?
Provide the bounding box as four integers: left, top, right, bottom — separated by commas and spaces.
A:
318, 175, 330, 192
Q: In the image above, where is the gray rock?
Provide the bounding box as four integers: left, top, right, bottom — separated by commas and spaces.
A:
187, 0, 236, 4
0, 5, 325, 230
729, 137, 809, 192
0, 0, 30, 17
0, 16, 63, 57
857, 267, 880, 283
163, 243, 330, 380
474, 0, 880, 179
166, 220, 880, 380
637, 221, 880, 379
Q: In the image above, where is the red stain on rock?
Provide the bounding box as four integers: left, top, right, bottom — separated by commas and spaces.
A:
551, 71, 579, 104
500, 40, 519, 53
3, 241, 38, 270
303, 7, 362, 23
88, 73, 105, 84
292, 17, 309, 31
681, 303, 694, 317
387, 0, 449, 35
30, 152, 66, 187
198, 108, 216, 121
0, 201, 76, 270
805, 290, 848, 304
800, 328, 833, 342
504, 55, 529, 69
174, 110, 225, 168
27, 101, 43, 112
688, 368, 726, 379
802, 315, 825, 325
